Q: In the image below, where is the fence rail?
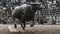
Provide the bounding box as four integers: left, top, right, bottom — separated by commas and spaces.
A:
35, 9, 60, 24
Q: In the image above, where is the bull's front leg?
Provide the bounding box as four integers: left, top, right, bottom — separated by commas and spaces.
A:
21, 19, 26, 30
13, 17, 17, 29
21, 22, 26, 30
30, 18, 35, 27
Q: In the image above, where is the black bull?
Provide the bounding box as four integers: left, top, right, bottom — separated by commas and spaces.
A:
12, 4, 41, 30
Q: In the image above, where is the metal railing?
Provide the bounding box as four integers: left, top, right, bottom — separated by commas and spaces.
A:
34, 8, 60, 24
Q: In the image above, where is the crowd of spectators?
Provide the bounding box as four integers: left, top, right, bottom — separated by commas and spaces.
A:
0, 0, 59, 24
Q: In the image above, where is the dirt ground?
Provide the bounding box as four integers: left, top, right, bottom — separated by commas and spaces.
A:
0, 24, 60, 34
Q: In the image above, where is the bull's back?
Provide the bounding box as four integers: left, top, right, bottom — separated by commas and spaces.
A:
12, 4, 33, 20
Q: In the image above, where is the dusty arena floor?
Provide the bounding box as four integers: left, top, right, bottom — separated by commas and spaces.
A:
0, 24, 60, 34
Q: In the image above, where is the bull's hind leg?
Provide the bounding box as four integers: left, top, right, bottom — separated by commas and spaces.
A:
21, 21, 26, 30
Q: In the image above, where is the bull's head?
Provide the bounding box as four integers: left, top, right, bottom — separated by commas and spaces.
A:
30, 3, 43, 12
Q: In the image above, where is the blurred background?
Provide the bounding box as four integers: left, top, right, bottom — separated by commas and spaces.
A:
0, 0, 60, 25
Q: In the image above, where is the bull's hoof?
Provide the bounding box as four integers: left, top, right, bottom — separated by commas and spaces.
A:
52, 23, 56, 24
23, 27, 25, 30
40, 23, 44, 25
18, 31, 21, 33
30, 24, 34, 27
14, 24, 17, 29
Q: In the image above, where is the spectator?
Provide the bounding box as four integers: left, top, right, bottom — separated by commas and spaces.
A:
2, 1, 6, 7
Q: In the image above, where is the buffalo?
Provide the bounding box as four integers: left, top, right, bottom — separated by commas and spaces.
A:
12, 3, 42, 30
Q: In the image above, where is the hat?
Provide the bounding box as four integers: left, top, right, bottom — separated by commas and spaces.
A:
30, 0, 36, 2
30, 2, 40, 4
26, 0, 40, 4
